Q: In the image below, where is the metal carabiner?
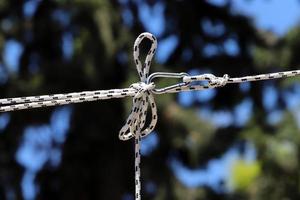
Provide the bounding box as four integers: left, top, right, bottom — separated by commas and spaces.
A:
146, 72, 190, 94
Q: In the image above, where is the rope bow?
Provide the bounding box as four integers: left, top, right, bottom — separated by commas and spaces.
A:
119, 33, 158, 141
118, 32, 158, 200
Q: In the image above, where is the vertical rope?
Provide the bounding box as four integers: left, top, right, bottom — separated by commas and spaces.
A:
119, 32, 158, 200
135, 134, 141, 200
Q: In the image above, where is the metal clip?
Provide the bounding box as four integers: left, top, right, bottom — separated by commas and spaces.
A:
146, 72, 190, 94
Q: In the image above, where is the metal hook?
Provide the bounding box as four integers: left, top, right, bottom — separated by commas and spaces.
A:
146, 72, 190, 94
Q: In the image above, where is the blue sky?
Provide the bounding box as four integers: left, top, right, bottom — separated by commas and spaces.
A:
231, 0, 300, 36
209, 0, 300, 36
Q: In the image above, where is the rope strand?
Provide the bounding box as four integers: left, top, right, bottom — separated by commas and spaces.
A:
0, 88, 136, 112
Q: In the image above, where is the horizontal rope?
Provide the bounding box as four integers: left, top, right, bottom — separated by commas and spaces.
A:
182, 69, 300, 88
0, 88, 137, 105
0, 88, 136, 112
1, 70, 299, 111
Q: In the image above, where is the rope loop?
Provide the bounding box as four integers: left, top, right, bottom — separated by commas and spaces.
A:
133, 32, 157, 82
119, 33, 158, 141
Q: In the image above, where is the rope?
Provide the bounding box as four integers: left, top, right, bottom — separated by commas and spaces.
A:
119, 33, 158, 200
0, 88, 136, 112
0, 32, 299, 199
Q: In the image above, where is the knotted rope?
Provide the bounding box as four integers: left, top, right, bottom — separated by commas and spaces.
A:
0, 32, 299, 199
119, 33, 158, 141
118, 33, 158, 200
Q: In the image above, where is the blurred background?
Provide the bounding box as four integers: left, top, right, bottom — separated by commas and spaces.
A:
0, 0, 300, 199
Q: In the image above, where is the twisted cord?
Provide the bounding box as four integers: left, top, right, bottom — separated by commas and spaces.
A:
175, 70, 300, 92
0, 88, 136, 112
1, 70, 300, 111
0, 32, 299, 200
118, 33, 158, 200
0, 88, 136, 105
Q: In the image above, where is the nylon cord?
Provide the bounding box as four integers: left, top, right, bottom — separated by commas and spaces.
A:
0, 32, 299, 200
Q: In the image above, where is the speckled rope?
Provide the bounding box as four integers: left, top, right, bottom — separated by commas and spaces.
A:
0, 88, 137, 106
0, 32, 300, 200
118, 33, 158, 200
180, 70, 300, 91
0, 88, 137, 112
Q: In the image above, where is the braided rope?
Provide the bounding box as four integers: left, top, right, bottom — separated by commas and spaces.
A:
0, 32, 299, 199
119, 33, 158, 200
0, 88, 136, 112
0, 88, 136, 105
181, 70, 300, 90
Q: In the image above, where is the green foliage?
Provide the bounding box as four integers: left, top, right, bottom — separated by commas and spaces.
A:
230, 160, 261, 191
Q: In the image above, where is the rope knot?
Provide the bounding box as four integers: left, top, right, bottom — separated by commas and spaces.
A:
131, 82, 155, 98
119, 33, 158, 142
209, 74, 229, 87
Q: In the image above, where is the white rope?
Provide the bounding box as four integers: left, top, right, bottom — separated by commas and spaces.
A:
0, 88, 137, 106
0, 32, 299, 199
0, 88, 137, 112
181, 70, 300, 89
119, 33, 158, 200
